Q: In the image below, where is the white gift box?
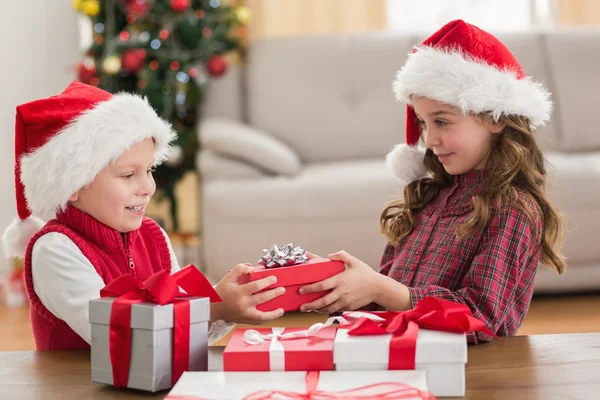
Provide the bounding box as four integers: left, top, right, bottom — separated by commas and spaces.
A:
89, 296, 210, 392
334, 328, 467, 397
165, 370, 430, 399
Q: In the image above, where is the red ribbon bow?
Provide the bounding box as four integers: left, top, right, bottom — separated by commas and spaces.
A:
165, 371, 436, 399
100, 265, 221, 388
340, 297, 494, 370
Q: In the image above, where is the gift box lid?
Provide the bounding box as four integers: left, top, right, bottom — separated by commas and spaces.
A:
241, 258, 345, 288
166, 370, 429, 400
89, 296, 209, 330
334, 328, 467, 365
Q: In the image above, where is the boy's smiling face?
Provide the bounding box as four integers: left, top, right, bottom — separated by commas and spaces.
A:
69, 138, 156, 233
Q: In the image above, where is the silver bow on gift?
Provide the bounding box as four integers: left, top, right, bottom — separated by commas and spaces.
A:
258, 243, 309, 269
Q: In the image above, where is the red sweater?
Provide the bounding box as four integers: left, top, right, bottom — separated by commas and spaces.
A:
23, 206, 172, 350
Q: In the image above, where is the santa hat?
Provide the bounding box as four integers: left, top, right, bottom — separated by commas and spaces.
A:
2, 81, 176, 258
387, 19, 552, 183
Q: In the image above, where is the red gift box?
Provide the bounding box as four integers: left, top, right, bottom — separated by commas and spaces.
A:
223, 326, 337, 371
238, 258, 345, 312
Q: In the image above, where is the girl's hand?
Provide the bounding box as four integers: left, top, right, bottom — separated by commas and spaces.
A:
298, 251, 382, 313
212, 263, 285, 324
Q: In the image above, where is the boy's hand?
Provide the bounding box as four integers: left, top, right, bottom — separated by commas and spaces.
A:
298, 251, 382, 313
212, 263, 285, 324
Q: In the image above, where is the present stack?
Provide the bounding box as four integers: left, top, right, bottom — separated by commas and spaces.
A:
219, 296, 492, 397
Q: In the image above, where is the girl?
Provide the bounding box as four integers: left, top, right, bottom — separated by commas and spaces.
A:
2, 81, 285, 350
298, 20, 567, 343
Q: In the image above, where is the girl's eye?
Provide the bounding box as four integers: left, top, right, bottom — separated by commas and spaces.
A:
147, 167, 156, 175
435, 119, 448, 127
123, 173, 134, 179
417, 119, 426, 129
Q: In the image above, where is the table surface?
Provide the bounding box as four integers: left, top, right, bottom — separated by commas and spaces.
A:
1, 333, 598, 400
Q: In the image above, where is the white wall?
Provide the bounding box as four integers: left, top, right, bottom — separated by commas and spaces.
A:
0, 1, 80, 273
386, 0, 557, 32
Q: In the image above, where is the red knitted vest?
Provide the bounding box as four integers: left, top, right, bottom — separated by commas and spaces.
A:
23, 206, 172, 350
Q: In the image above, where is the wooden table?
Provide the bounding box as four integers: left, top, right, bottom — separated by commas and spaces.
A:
1, 333, 598, 399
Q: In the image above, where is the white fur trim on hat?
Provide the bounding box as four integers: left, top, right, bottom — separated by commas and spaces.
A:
19, 92, 177, 221
2, 216, 45, 258
392, 46, 552, 127
386, 144, 427, 184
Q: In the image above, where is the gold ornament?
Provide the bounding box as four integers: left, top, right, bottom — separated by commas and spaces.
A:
103, 55, 122, 75
72, 0, 83, 11
233, 6, 251, 25
82, 0, 100, 16
223, 51, 241, 66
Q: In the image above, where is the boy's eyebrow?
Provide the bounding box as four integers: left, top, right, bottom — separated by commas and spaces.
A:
429, 110, 455, 117
113, 161, 155, 170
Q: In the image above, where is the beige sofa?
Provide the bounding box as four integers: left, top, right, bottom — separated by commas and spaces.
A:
197, 30, 600, 293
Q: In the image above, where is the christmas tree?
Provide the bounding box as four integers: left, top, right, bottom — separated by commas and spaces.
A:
73, 0, 250, 231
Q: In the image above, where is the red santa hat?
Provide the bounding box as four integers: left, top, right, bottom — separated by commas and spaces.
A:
387, 19, 552, 183
2, 81, 176, 258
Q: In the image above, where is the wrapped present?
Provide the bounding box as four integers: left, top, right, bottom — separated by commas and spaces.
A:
238, 243, 345, 312
89, 265, 221, 392
333, 297, 493, 397
165, 370, 434, 400
223, 319, 340, 371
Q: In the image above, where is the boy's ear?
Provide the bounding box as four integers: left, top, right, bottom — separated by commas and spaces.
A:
68, 192, 79, 202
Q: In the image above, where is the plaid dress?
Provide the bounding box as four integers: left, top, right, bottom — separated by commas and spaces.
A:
377, 169, 543, 343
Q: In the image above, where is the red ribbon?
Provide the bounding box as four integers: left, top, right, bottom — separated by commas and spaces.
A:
340, 297, 494, 370
99, 265, 221, 388
165, 371, 436, 399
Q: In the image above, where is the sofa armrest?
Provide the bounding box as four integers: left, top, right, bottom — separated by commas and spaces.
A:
199, 118, 302, 176
197, 149, 268, 181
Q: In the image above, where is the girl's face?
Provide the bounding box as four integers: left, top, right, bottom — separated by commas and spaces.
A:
412, 96, 505, 175
69, 138, 156, 233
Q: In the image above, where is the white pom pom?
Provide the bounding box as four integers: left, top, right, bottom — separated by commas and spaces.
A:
2, 216, 46, 258
385, 144, 427, 184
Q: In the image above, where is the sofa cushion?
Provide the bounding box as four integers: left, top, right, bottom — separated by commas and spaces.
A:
197, 149, 267, 181
246, 34, 415, 163
544, 30, 600, 152
545, 151, 600, 207
200, 118, 302, 176
204, 158, 400, 219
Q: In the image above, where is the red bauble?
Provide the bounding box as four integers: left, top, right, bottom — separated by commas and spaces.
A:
206, 55, 228, 77
77, 62, 97, 84
122, 49, 147, 73
127, 1, 150, 17
170, 0, 191, 13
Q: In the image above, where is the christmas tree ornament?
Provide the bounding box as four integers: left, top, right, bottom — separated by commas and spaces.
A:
233, 6, 251, 25
121, 49, 146, 73
102, 55, 122, 75
170, 0, 191, 13
82, 0, 101, 17
127, 0, 150, 18
206, 54, 227, 77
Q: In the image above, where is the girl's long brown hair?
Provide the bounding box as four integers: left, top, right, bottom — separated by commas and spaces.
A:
380, 114, 567, 274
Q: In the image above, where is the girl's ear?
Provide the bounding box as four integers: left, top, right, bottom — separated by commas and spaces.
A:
68, 192, 79, 202
489, 120, 506, 134
482, 116, 506, 134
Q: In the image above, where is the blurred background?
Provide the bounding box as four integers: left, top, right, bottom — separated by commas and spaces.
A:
0, 0, 598, 349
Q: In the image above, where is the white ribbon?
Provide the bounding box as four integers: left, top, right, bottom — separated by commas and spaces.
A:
341, 311, 386, 322
242, 316, 349, 371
